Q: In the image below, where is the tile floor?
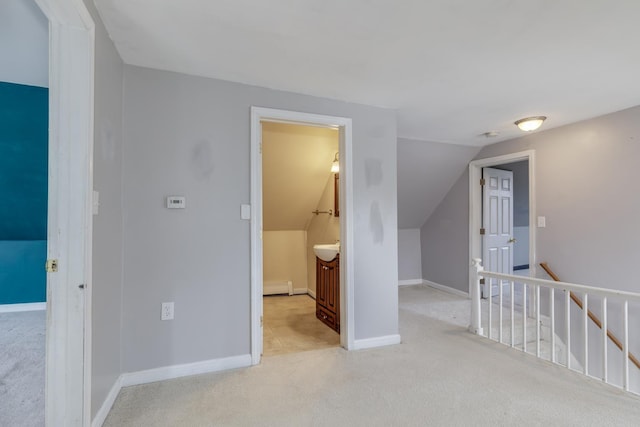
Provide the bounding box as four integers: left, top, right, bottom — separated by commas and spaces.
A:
262, 294, 340, 356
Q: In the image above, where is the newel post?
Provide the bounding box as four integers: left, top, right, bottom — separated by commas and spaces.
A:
469, 258, 484, 335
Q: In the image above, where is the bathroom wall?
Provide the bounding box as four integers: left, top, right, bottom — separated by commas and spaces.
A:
306, 174, 341, 295
263, 231, 308, 293
0, 82, 48, 305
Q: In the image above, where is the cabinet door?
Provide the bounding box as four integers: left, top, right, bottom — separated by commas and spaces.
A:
326, 259, 338, 313
316, 258, 327, 307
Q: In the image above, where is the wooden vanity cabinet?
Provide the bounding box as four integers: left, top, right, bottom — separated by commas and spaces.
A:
316, 255, 340, 333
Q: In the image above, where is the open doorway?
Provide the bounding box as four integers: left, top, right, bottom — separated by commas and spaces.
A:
480, 160, 530, 298
250, 107, 354, 364
468, 150, 536, 297
261, 122, 340, 355
0, 1, 49, 424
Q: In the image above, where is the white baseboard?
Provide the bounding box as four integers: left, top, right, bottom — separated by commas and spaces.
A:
120, 354, 252, 388
92, 375, 123, 427
0, 302, 46, 313
398, 279, 423, 286
353, 334, 401, 350
292, 288, 308, 295
307, 289, 316, 299
423, 280, 469, 298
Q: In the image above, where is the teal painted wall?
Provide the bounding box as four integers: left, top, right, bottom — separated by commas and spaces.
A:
0, 82, 48, 304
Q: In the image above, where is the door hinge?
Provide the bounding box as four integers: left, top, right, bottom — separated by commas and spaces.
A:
480, 228, 485, 235
260, 316, 263, 327
259, 143, 262, 154
45, 259, 58, 273
480, 178, 485, 186
480, 278, 485, 285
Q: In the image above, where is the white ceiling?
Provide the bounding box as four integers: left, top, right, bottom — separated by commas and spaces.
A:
95, 0, 640, 146
262, 122, 338, 231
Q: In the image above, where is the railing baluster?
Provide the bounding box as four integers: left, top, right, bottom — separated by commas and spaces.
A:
536, 284, 540, 358
583, 293, 588, 376
523, 282, 527, 353
551, 288, 555, 364
566, 290, 571, 369
623, 300, 629, 392
510, 280, 515, 348
602, 297, 607, 383
499, 279, 503, 344
488, 280, 493, 340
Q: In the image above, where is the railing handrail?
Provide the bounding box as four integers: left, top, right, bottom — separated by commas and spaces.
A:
539, 262, 640, 371
478, 270, 640, 303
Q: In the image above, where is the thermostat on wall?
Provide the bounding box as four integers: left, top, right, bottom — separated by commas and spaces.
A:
166, 196, 186, 209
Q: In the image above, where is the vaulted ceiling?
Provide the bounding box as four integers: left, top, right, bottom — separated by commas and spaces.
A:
95, 0, 640, 146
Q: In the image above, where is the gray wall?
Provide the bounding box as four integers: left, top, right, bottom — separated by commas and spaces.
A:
122, 66, 398, 372
85, 0, 125, 418
421, 105, 640, 295
397, 138, 479, 229
398, 228, 422, 281
420, 171, 470, 291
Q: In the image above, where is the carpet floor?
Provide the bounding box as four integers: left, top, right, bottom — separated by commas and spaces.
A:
103, 285, 640, 426
0, 310, 45, 427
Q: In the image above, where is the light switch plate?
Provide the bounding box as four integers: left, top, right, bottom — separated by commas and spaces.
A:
241, 204, 251, 220
537, 216, 546, 228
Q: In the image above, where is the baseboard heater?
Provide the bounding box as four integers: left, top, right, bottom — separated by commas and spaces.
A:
263, 280, 293, 296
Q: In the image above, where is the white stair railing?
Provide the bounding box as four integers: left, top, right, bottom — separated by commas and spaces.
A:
470, 258, 640, 395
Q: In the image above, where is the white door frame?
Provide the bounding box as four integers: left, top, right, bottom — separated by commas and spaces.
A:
35, 0, 94, 425
250, 107, 354, 363
469, 150, 535, 295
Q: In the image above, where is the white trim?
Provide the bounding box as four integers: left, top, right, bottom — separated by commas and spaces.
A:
120, 354, 252, 388
353, 334, 402, 350
250, 107, 355, 365
0, 302, 47, 313
91, 376, 122, 427
423, 280, 470, 298
292, 288, 309, 295
398, 279, 423, 287
34, 0, 95, 425
307, 289, 317, 299
468, 150, 536, 296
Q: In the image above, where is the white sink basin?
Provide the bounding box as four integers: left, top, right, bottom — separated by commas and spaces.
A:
313, 243, 340, 262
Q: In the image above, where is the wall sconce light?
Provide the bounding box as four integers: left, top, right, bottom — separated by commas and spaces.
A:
514, 116, 546, 132
331, 152, 339, 173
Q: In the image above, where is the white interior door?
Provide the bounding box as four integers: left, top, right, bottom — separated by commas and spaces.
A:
482, 167, 514, 298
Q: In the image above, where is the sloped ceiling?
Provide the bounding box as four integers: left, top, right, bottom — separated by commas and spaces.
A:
95, 0, 640, 146
0, 0, 48, 87
397, 138, 480, 229
262, 122, 338, 231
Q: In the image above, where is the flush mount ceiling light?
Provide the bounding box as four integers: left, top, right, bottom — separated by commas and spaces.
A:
514, 116, 546, 132
331, 152, 339, 173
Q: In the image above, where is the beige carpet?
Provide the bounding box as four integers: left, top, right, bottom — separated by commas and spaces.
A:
103, 285, 640, 426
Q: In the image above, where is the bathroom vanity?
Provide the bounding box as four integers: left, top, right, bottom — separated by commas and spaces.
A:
316, 255, 340, 333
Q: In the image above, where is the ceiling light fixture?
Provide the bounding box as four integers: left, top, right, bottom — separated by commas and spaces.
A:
514, 116, 546, 132
331, 152, 339, 173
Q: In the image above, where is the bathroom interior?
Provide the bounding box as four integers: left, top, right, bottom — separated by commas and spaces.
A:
261, 121, 341, 356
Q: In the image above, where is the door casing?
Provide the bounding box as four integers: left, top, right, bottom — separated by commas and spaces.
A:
34, 0, 94, 424
250, 107, 354, 364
